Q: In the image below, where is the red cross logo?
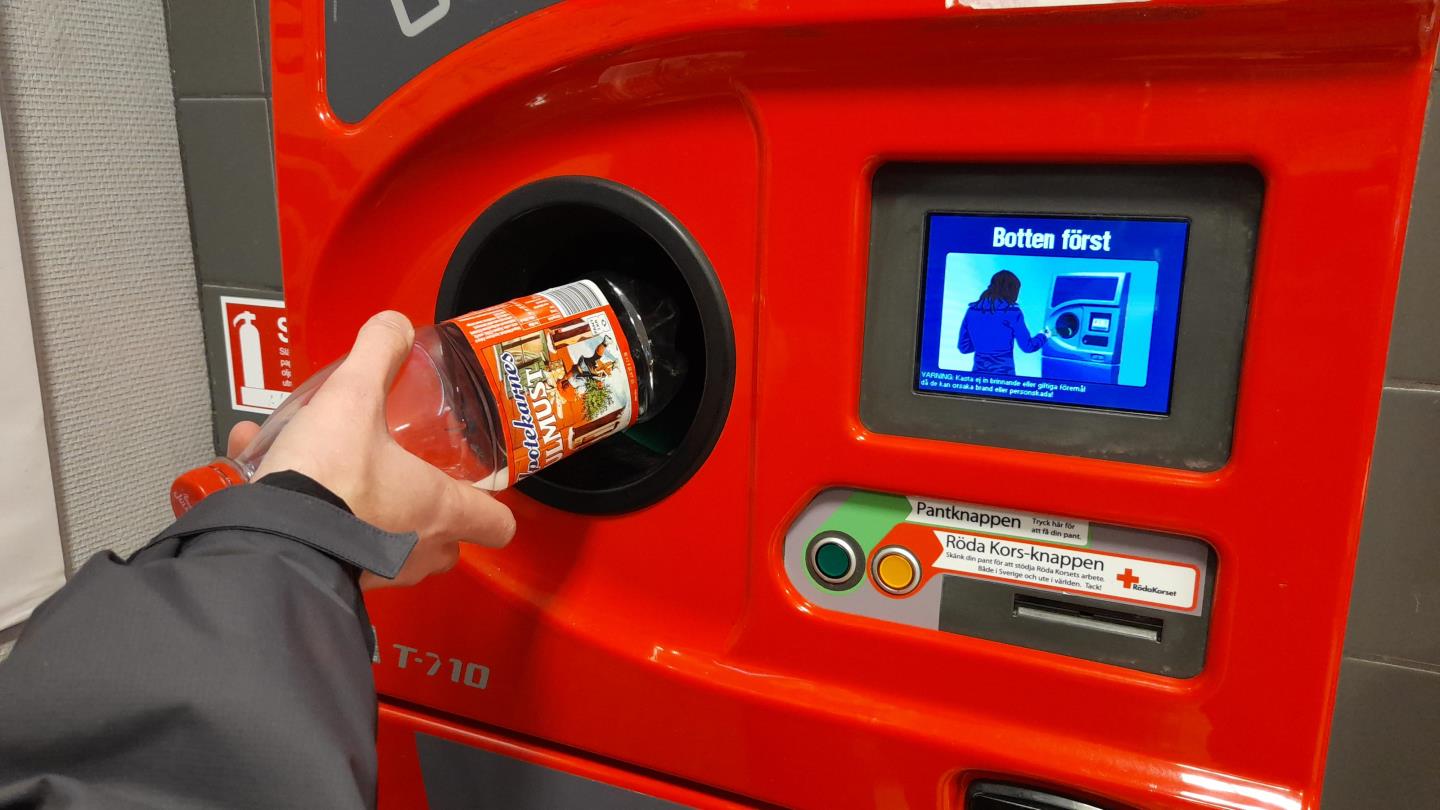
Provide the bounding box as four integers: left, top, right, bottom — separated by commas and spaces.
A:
1117, 568, 1140, 589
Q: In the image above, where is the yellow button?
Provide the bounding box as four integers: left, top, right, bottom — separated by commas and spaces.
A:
875, 549, 918, 594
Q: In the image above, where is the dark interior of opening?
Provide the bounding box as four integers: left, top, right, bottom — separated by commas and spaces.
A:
435, 180, 731, 514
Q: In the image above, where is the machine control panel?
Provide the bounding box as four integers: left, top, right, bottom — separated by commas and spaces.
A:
785, 489, 1216, 677
862, 165, 1262, 470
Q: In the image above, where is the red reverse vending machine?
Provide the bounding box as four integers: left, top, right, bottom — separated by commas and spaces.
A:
270, 1, 1440, 808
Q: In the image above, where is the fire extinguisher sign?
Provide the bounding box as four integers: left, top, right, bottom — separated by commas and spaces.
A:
219, 295, 291, 415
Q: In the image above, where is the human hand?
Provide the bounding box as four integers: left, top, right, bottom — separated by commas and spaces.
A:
228, 311, 515, 590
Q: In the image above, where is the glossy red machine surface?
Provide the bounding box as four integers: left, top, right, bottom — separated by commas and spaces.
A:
271, 2, 1439, 807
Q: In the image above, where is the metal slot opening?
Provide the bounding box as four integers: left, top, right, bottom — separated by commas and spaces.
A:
1013, 594, 1163, 643
967, 780, 1119, 810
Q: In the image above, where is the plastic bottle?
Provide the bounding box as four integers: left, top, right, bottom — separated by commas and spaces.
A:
170, 276, 685, 516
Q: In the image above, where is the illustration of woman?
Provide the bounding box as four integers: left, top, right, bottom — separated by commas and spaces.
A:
959, 270, 1048, 375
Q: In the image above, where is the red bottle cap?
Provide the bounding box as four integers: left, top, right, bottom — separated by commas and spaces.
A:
170, 461, 244, 517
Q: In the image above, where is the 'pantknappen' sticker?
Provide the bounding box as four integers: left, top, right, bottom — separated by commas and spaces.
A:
931, 530, 1199, 610
906, 496, 1088, 546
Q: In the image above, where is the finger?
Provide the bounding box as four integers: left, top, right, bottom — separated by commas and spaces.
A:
440, 480, 516, 548
227, 421, 262, 457
326, 311, 415, 402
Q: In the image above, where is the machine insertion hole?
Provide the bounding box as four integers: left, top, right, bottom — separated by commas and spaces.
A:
435, 177, 734, 515
1054, 312, 1080, 339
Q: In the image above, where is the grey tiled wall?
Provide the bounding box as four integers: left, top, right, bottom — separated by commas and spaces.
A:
1322, 69, 1440, 808
163, 0, 280, 450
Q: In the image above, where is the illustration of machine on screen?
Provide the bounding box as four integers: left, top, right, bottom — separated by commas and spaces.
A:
1041, 272, 1131, 384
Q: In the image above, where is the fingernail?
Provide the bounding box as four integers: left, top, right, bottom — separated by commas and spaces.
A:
370, 310, 415, 340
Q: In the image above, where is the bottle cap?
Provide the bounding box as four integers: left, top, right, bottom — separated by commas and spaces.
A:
170, 461, 243, 517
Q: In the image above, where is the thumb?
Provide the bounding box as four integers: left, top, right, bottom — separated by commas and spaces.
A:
441, 479, 516, 549
226, 421, 261, 457
326, 311, 415, 405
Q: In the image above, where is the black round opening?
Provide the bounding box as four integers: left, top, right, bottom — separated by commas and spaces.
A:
1055, 312, 1080, 339
435, 177, 734, 514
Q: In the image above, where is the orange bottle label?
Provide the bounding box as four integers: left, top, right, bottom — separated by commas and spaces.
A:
446, 280, 640, 487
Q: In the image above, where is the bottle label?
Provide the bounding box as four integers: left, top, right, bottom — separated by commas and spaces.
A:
446, 280, 641, 487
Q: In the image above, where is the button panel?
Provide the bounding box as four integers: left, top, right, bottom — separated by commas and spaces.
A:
783, 488, 1217, 678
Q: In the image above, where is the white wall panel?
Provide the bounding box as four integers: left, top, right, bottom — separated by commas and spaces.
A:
0, 1, 211, 657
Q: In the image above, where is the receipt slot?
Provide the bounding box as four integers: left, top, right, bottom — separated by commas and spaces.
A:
272, 2, 1438, 809
1042, 272, 1130, 384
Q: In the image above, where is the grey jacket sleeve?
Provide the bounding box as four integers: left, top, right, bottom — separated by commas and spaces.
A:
0, 481, 419, 810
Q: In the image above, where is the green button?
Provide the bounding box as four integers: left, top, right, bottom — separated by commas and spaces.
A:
814, 540, 854, 581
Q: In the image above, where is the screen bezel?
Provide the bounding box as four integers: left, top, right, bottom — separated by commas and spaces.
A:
912, 211, 1191, 415
860, 165, 1262, 471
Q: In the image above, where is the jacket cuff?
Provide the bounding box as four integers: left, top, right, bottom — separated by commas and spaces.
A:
256, 470, 354, 515
149, 483, 418, 580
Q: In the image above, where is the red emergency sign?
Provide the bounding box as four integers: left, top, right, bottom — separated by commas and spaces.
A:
220, 296, 291, 415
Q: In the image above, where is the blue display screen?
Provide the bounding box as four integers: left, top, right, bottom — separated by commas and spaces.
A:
916, 213, 1190, 414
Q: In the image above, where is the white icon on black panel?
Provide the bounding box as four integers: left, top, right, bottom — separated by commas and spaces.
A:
390, 0, 449, 37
